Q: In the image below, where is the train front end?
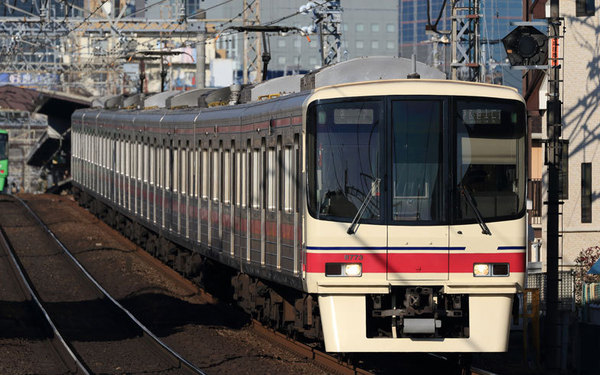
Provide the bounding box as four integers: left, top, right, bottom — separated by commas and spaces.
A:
303, 80, 526, 352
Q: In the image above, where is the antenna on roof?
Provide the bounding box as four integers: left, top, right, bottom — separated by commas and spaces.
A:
407, 54, 421, 79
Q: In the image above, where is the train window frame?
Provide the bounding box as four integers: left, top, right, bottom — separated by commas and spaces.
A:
452, 96, 527, 225
165, 142, 171, 192
283, 145, 293, 213
306, 98, 385, 224
224, 148, 231, 204
242, 147, 248, 208
267, 146, 276, 211
212, 147, 220, 202
252, 148, 260, 209
202, 148, 208, 199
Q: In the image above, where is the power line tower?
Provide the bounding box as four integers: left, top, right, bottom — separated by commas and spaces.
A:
450, 0, 481, 81
317, 1, 343, 66
242, 0, 261, 83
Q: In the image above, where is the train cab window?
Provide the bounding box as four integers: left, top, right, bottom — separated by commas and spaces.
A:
307, 100, 383, 221
224, 149, 231, 204
455, 99, 526, 222
391, 100, 444, 222
267, 147, 276, 210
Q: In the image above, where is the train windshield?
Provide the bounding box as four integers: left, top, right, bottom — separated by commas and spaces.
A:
455, 99, 526, 222
307, 100, 383, 222
0, 133, 7, 159
307, 96, 526, 225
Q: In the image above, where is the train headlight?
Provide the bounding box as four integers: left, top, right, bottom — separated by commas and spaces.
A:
325, 263, 362, 277
344, 263, 362, 277
473, 263, 510, 277
473, 264, 490, 277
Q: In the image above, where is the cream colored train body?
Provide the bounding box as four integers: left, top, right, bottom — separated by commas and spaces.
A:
72, 58, 526, 353
304, 80, 526, 352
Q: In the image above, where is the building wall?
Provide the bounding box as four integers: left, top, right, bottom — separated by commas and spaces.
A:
539, 0, 600, 270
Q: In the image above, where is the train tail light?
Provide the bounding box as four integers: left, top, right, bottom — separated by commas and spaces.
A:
473, 263, 510, 277
325, 263, 362, 277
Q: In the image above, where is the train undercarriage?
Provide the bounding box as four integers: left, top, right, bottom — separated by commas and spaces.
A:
75, 188, 323, 342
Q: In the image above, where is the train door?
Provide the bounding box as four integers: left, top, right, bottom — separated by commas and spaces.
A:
386, 99, 449, 281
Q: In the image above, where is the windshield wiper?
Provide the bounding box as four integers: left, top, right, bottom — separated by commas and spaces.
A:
347, 178, 381, 235
461, 185, 492, 236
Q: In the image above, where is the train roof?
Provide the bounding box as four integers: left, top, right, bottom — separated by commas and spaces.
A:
77, 57, 524, 126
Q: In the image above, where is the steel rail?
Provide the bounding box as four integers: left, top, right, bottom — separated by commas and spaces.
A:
13, 195, 207, 375
251, 320, 373, 375
0, 213, 90, 374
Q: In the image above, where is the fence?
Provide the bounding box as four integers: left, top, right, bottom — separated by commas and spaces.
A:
526, 271, 575, 311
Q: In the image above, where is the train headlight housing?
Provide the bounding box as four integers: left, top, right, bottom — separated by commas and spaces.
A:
344, 263, 362, 277
325, 263, 362, 277
473, 264, 490, 277
473, 263, 510, 277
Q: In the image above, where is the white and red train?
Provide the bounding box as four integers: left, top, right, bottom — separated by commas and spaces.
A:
72, 57, 526, 353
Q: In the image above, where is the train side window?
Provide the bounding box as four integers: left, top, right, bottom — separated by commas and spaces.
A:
212, 148, 220, 202
150, 142, 155, 185
182, 146, 187, 195
138, 141, 143, 181
294, 134, 300, 213
165, 143, 171, 191
267, 147, 276, 211
235, 149, 240, 206
283, 146, 293, 213
252, 148, 260, 209
223, 149, 231, 204
202, 149, 208, 199
241, 149, 247, 208
143, 143, 148, 183
174, 144, 180, 193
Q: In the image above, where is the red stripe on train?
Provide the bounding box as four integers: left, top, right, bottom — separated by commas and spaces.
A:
305, 252, 525, 273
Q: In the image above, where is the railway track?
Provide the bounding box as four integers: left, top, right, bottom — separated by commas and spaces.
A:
0, 195, 205, 375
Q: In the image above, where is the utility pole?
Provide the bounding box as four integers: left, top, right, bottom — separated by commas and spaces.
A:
196, 22, 206, 89
544, 0, 562, 371
242, 0, 261, 83
450, 0, 481, 81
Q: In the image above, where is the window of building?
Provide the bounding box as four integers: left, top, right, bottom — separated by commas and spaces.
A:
371, 23, 380, 32
309, 57, 317, 66
387, 41, 396, 50
278, 39, 286, 48
387, 23, 395, 33
356, 23, 364, 32
356, 40, 364, 49
582, 163, 592, 223
278, 56, 286, 65
576, 0, 595, 16
294, 39, 301, 48
371, 40, 379, 49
